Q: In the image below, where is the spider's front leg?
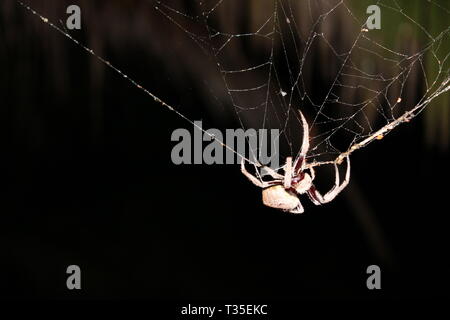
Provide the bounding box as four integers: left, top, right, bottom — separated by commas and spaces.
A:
307, 156, 351, 205
292, 109, 310, 173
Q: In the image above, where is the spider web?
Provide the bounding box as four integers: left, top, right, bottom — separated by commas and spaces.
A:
16, 0, 450, 172
155, 0, 450, 169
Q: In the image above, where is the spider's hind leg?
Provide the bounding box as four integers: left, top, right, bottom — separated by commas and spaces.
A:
308, 156, 351, 204
289, 202, 305, 214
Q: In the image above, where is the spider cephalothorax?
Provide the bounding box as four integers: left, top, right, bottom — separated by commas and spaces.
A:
241, 110, 350, 214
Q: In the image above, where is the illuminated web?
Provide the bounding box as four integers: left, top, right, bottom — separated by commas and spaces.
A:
155, 0, 450, 168
16, 0, 450, 173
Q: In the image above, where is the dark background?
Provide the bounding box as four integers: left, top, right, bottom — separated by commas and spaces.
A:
0, 0, 449, 300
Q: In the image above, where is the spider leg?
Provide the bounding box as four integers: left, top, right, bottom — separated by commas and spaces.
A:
293, 110, 310, 171
305, 166, 321, 205
241, 158, 280, 188
309, 166, 316, 180
289, 201, 304, 214
307, 156, 351, 204
307, 186, 322, 205
284, 157, 292, 189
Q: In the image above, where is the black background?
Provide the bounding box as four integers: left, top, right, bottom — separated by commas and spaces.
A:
0, 0, 449, 301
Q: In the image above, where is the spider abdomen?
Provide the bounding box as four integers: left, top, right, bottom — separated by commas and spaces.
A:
262, 185, 300, 212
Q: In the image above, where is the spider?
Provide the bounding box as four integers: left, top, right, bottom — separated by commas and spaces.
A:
241, 110, 350, 214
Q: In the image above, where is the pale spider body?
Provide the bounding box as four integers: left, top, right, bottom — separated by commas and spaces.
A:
242, 110, 350, 214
